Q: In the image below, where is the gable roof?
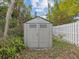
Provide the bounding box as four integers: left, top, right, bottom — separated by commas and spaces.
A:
24, 16, 53, 24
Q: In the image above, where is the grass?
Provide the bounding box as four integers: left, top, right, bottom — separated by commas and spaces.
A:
53, 36, 75, 49
15, 36, 79, 59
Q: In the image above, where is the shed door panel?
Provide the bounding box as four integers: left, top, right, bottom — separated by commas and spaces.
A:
39, 24, 50, 48
28, 24, 38, 48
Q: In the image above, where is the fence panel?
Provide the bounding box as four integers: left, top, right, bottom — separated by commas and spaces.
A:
53, 22, 79, 47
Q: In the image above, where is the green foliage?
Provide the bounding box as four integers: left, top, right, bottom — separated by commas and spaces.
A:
0, 6, 7, 17
48, 0, 79, 26
9, 18, 18, 28
0, 36, 25, 59
16, 0, 23, 6
0, 0, 31, 58
0, 18, 26, 59
59, 0, 79, 16
12, 9, 19, 18
0, 19, 5, 31
53, 36, 74, 49
0, 19, 5, 37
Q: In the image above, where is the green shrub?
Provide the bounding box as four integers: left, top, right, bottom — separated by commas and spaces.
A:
0, 36, 25, 59
0, 6, 7, 17
53, 36, 75, 49
9, 18, 18, 28
0, 19, 5, 31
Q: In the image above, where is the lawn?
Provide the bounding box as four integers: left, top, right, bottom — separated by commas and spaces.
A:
15, 36, 79, 59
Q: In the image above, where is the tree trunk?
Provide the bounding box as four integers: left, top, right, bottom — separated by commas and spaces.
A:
3, 0, 15, 38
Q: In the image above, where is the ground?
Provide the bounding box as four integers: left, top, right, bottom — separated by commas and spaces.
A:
15, 38, 79, 59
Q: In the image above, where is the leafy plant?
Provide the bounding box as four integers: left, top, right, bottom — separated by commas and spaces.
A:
0, 36, 25, 59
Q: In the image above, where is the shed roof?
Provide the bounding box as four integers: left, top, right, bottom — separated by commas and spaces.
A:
25, 16, 53, 24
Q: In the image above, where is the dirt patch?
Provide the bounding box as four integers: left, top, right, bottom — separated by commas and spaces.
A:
15, 47, 79, 59
15, 38, 79, 59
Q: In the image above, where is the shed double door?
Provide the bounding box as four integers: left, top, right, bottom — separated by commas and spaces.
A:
28, 24, 50, 48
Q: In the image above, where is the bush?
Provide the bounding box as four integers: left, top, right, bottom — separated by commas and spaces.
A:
0, 36, 25, 59
0, 6, 7, 17
0, 19, 5, 32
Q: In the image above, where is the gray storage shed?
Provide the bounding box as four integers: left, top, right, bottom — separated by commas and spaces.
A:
24, 16, 53, 49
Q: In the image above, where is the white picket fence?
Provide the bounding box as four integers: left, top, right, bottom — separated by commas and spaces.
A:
53, 21, 79, 47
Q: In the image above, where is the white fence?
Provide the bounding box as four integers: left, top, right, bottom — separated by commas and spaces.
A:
53, 21, 79, 46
